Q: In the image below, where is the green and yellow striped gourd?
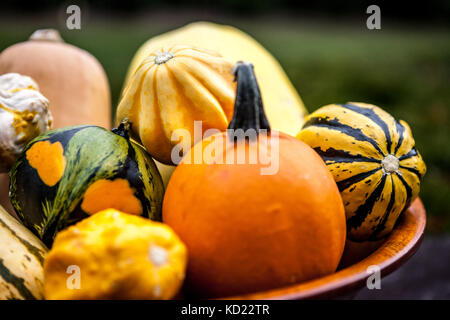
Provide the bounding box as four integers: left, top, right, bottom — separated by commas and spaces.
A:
297, 102, 426, 241
0, 205, 47, 299
10, 122, 164, 246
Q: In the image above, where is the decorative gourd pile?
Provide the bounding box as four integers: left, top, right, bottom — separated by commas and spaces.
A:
0, 28, 111, 216
163, 62, 346, 298
0, 23, 426, 300
121, 21, 309, 187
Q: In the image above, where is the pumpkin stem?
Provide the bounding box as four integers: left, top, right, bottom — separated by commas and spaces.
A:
29, 29, 64, 42
112, 118, 131, 140
154, 51, 175, 64
228, 61, 270, 140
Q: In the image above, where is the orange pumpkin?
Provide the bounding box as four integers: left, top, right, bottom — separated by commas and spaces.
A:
163, 62, 346, 297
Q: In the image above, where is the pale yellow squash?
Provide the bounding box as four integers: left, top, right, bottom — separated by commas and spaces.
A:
117, 45, 236, 164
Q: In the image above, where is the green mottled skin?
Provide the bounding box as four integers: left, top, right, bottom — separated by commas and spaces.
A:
131, 142, 164, 217
10, 125, 164, 246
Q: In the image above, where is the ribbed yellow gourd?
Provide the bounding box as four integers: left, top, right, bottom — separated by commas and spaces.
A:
123, 21, 307, 138
297, 102, 426, 241
117, 45, 236, 164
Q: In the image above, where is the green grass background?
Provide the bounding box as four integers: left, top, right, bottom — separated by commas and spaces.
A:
1, 16, 449, 233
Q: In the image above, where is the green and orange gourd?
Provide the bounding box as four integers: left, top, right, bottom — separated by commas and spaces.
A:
9, 122, 164, 246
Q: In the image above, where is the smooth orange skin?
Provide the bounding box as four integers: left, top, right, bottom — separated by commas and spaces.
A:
26, 141, 66, 187
81, 178, 143, 215
163, 131, 346, 298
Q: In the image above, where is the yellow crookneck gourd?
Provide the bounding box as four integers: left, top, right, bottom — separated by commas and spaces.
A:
0, 73, 52, 173
117, 45, 236, 164
44, 209, 187, 300
297, 102, 426, 241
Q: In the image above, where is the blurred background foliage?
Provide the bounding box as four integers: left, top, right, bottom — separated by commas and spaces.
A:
1, 1, 449, 232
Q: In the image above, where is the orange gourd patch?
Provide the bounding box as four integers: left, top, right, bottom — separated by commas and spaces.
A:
81, 178, 143, 216
26, 141, 66, 186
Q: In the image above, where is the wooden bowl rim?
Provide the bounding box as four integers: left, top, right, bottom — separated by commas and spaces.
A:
224, 198, 426, 300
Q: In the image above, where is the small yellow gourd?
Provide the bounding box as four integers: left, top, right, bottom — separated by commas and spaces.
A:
44, 209, 187, 300
117, 45, 236, 164
0, 73, 52, 172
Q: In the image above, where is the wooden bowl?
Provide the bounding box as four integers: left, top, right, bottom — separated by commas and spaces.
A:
224, 198, 426, 300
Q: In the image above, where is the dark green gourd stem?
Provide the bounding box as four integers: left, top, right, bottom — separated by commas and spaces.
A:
228, 61, 270, 140
112, 118, 131, 140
